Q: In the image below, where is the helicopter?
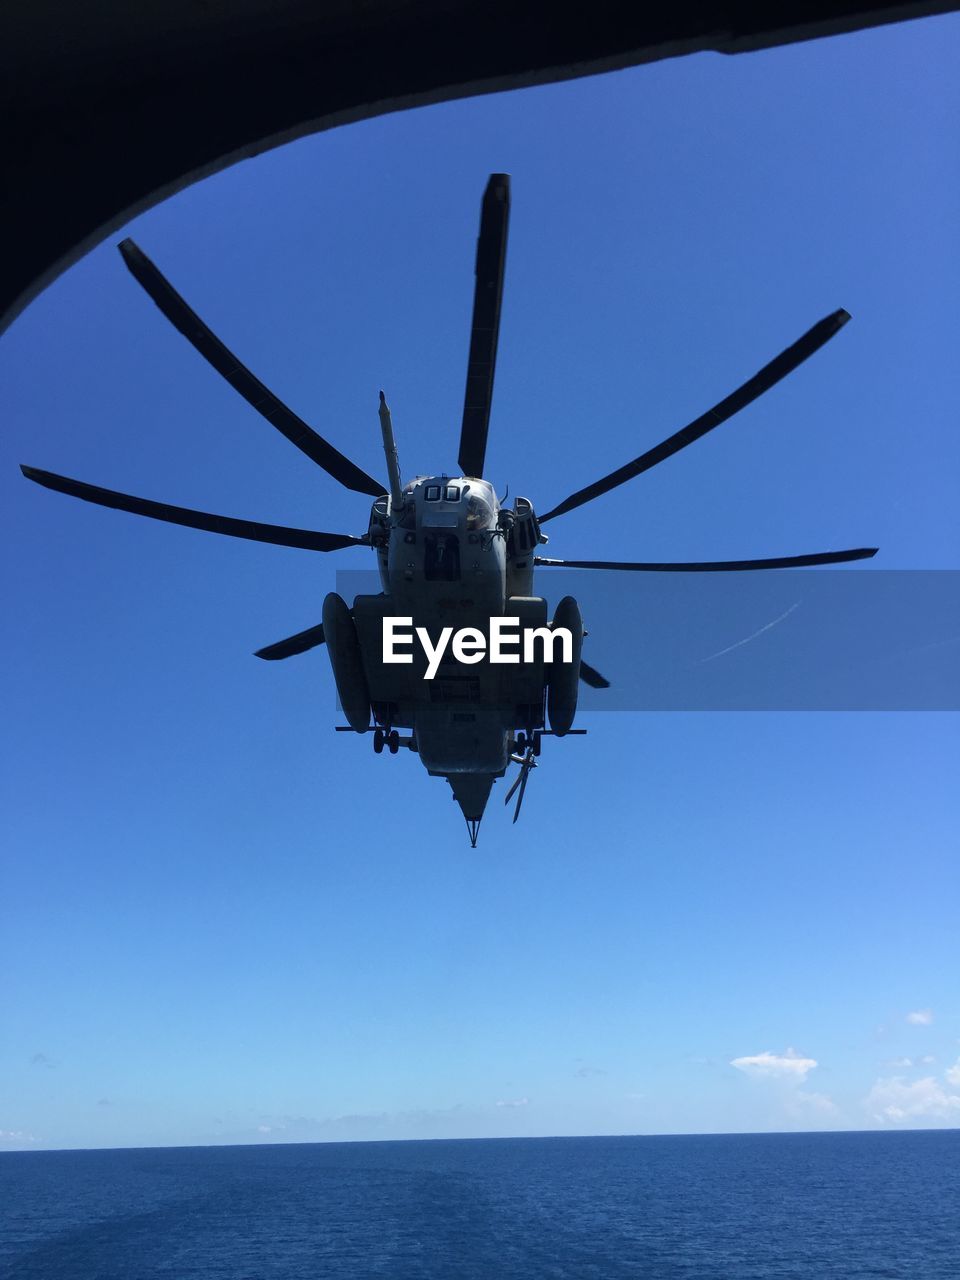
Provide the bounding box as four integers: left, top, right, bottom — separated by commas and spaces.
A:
21, 174, 877, 845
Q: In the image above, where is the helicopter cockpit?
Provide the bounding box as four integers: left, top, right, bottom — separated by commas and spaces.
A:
370, 477, 498, 585
402, 477, 499, 531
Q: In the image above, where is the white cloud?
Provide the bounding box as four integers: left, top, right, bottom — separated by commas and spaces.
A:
945, 1059, 960, 1087
886, 1057, 915, 1069
495, 1097, 529, 1108
794, 1090, 839, 1115
866, 1075, 960, 1123
218, 1107, 481, 1145
906, 1009, 933, 1025
0, 1129, 39, 1144
730, 1048, 817, 1081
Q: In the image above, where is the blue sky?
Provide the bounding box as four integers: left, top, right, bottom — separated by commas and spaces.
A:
3, 15, 959, 1149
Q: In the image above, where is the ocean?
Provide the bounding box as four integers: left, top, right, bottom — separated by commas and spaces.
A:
1, 1131, 957, 1278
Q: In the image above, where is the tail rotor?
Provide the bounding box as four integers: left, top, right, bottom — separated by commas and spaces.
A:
504, 745, 538, 824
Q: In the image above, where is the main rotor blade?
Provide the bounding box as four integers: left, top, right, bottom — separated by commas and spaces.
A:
21, 466, 364, 552
540, 309, 851, 522
118, 239, 384, 498
458, 174, 510, 479
254, 623, 325, 661
580, 660, 610, 689
535, 548, 877, 572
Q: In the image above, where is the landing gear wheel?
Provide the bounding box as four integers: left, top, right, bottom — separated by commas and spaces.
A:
388, 730, 400, 755
373, 729, 385, 755
532, 731, 542, 757
515, 732, 527, 754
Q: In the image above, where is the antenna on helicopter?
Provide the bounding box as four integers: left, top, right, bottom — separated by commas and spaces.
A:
378, 390, 403, 513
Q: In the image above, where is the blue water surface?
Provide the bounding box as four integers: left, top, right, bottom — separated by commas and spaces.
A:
2, 1131, 958, 1278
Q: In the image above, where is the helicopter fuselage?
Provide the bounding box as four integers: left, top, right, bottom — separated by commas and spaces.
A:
345, 475, 552, 770
323, 472, 569, 838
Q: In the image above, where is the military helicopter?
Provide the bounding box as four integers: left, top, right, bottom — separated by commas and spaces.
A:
21, 174, 876, 845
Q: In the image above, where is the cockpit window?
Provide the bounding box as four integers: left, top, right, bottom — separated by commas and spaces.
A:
465, 494, 494, 530
444, 485, 460, 502
425, 485, 441, 501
